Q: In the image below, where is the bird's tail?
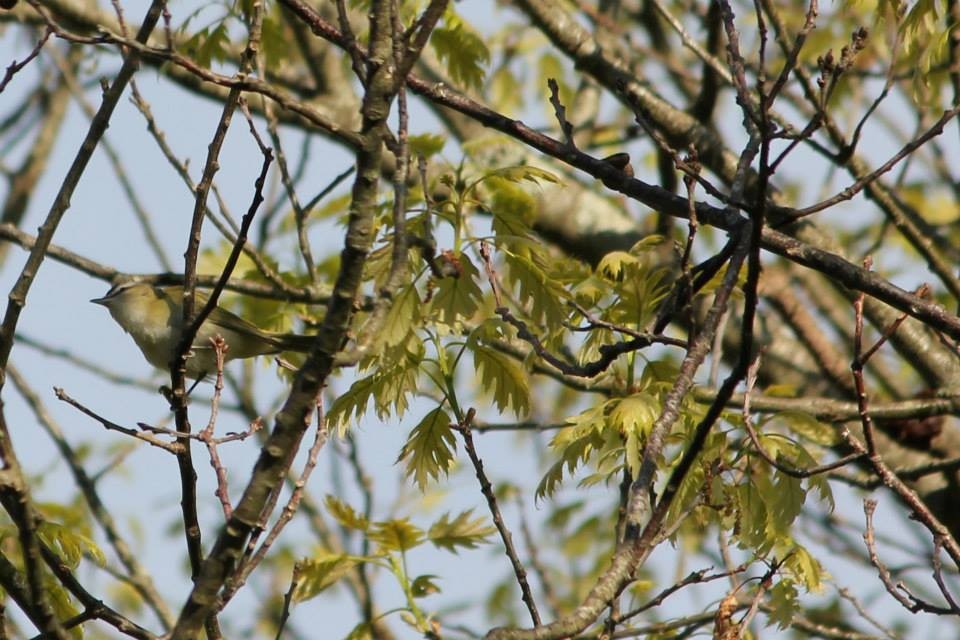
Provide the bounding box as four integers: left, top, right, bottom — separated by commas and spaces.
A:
271, 332, 316, 353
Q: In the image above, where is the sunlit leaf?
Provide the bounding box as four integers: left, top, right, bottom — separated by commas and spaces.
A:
411, 574, 442, 597
430, 254, 483, 327
293, 553, 361, 602
325, 495, 369, 532
431, 21, 490, 90
428, 510, 496, 552
471, 342, 531, 416
397, 407, 457, 491
368, 518, 425, 552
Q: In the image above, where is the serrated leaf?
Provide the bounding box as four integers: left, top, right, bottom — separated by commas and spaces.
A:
609, 393, 659, 436
368, 518, 425, 552
430, 254, 483, 327
488, 177, 537, 234
536, 404, 609, 500
484, 164, 560, 186
734, 481, 768, 551
327, 345, 423, 434
428, 509, 496, 552
596, 251, 641, 280
431, 22, 490, 90
39, 522, 105, 569
380, 284, 420, 349
808, 473, 835, 512
325, 495, 369, 532
371, 341, 423, 421
293, 553, 361, 602
327, 374, 380, 434
501, 250, 568, 329
785, 545, 826, 592
609, 393, 659, 478
767, 579, 799, 629
758, 470, 805, 539
471, 343, 531, 416
397, 407, 456, 491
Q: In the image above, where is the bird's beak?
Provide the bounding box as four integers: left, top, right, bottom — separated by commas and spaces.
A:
90, 296, 108, 306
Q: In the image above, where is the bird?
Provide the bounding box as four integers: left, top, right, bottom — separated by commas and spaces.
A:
91, 281, 315, 379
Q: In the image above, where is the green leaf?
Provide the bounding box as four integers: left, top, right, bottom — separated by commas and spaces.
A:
369, 518, 425, 552
471, 343, 531, 416
408, 133, 447, 158
428, 510, 496, 552
380, 284, 421, 349
609, 393, 659, 436
327, 373, 380, 434
733, 481, 768, 551
430, 253, 483, 327
757, 470, 805, 540
538, 52, 572, 105
45, 576, 82, 638
490, 66, 523, 113
488, 177, 537, 234
596, 251, 641, 280
501, 250, 568, 330
344, 622, 373, 640
785, 545, 826, 592
431, 22, 490, 90
775, 411, 838, 446
410, 574, 442, 597
327, 343, 423, 434
371, 341, 424, 421
293, 553, 361, 602
609, 393, 659, 478
183, 22, 230, 67
39, 522, 105, 569
767, 579, 799, 629
483, 164, 560, 186
325, 495, 369, 532
397, 407, 457, 491
261, 8, 292, 68
536, 403, 609, 500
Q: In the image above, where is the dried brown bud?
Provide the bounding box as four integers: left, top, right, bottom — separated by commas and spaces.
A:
601, 152, 634, 179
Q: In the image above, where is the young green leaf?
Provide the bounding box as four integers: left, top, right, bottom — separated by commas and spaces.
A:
431, 22, 490, 90
325, 495, 369, 532
428, 509, 496, 553
411, 574, 442, 598
397, 407, 457, 491
293, 553, 361, 602
379, 284, 421, 349
368, 518, 426, 552
430, 254, 483, 327
471, 343, 531, 416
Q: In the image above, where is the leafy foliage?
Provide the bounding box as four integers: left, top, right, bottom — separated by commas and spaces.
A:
397, 407, 457, 491
429, 254, 484, 328
470, 341, 531, 417
427, 509, 497, 552
293, 553, 363, 603
327, 342, 423, 435
431, 17, 491, 90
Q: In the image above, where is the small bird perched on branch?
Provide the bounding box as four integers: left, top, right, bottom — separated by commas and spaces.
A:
92, 281, 314, 379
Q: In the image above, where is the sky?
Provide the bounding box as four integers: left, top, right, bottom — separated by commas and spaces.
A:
0, 1, 955, 638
